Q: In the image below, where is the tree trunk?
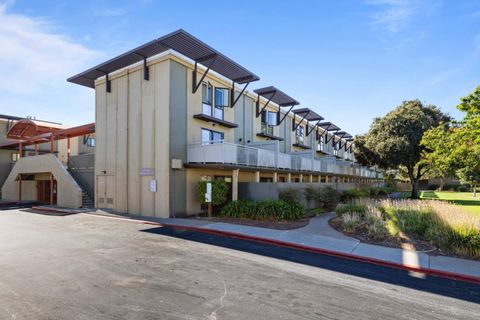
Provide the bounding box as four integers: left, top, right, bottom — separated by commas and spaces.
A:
439, 178, 444, 191
474, 184, 477, 198
410, 178, 420, 199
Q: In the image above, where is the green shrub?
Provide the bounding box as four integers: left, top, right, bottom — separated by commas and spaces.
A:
342, 188, 370, 201
304, 185, 323, 208
197, 180, 229, 206
279, 187, 301, 204
219, 199, 305, 221
320, 186, 341, 211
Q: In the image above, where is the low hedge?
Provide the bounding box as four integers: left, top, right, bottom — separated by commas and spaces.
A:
220, 199, 305, 221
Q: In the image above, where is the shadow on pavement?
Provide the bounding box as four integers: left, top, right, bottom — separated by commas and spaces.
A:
142, 226, 480, 304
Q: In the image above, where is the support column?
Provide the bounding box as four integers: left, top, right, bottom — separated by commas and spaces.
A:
287, 173, 292, 183
67, 137, 71, 166
18, 142, 22, 158
273, 172, 278, 183
299, 174, 303, 183
309, 174, 313, 183
255, 171, 260, 183
232, 169, 239, 201
34, 143, 38, 156
18, 174, 22, 201
318, 175, 321, 183
50, 174, 54, 205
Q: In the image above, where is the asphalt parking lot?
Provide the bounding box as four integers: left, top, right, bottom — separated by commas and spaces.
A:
0, 209, 478, 320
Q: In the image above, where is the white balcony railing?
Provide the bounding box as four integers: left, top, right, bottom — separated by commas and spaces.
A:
187, 141, 380, 178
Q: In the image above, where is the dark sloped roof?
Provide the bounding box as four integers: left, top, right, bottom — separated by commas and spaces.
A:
253, 86, 300, 107
68, 29, 259, 88
292, 108, 324, 121
318, 122, 340, 131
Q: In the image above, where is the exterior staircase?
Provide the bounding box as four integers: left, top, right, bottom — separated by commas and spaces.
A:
68, 168, 94, 208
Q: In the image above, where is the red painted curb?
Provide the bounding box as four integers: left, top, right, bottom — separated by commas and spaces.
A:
155, 222, 480, 285
86, 213, 480, 285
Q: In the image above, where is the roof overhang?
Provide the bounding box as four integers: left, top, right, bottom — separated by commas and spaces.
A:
68, 29, 259, 88
292, 108, 324, 121
253, 86, 300, 107
318, 122, 340, 131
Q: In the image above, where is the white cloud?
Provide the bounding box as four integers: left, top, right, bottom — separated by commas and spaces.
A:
0, 2, 100, 94
365, 0, 435, 33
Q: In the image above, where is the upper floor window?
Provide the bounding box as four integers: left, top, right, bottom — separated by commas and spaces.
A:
317, 134, 325, 151
11, 152, 19, 162
201, 128, 224, 145
201, 83, 229, 120
86, 137, 96, 147
295, 125, 304, 144
202, 82, 212, 116
261, 110, 277, 135
214, 88, 229, 120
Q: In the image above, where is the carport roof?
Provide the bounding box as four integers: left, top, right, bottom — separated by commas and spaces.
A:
68, 29, 260, 88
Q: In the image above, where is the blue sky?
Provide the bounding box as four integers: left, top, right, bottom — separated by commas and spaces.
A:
1, 0, 479, 134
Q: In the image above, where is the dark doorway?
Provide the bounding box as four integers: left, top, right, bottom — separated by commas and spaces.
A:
36, 180, 57, 205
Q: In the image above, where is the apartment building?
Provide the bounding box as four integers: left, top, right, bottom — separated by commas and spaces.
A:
68, 29, 381, 218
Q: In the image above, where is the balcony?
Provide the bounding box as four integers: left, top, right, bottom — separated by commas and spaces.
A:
187, 141, 380, 178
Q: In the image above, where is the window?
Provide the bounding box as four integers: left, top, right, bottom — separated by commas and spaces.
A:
86, 137, 96, 147
333, 142, 339, 155
261, 110, 277, 135
201, 128, 224, 144
202, 82, 212, 116
317, 134, 324, 151
11, 152, 19, 162
295, 125, 304, 144
214, 88, 229, 120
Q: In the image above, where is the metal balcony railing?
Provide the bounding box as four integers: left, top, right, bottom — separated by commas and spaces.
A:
187, 141, 380, 178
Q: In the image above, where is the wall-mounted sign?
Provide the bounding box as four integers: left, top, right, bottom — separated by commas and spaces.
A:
150, 179, 157, 193
139, 168, 154, 176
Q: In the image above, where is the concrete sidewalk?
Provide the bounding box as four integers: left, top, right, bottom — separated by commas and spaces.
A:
90, 211, 480, 280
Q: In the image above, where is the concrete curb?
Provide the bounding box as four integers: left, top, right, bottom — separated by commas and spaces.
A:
81, 212, 480, 285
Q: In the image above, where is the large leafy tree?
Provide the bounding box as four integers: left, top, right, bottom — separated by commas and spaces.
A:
452, 86, 480, 196
420, 123, 458, 190
354, 100, 449, 198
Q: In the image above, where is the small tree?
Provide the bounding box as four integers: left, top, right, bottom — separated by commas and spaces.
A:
455, 146, 480, 197
197, 180, 229, 206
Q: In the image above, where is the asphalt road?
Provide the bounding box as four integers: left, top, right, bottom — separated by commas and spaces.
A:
0, 209, 478, 320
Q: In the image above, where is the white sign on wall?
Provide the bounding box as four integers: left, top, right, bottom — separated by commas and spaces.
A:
150, 179, 157, 193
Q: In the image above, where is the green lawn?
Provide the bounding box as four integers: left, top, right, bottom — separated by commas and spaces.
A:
420, 191, 480, 215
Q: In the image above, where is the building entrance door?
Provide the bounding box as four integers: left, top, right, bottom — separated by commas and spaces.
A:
36, 179, 57, 205
96, 175, 114, 209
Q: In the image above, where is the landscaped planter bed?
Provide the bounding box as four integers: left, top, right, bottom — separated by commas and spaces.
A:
331, 198, 480, 260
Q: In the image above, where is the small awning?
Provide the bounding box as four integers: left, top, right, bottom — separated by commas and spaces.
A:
68, 29, 259, 88
318, 122, 340, 131
292, 108, 324, 121
253, 86, 300, 107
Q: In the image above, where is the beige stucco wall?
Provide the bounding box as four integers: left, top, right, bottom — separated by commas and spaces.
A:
95, 58, 170, 218
1, 154, 82, 207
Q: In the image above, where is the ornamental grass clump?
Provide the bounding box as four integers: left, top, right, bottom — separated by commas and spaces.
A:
336, 198, 480, 258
